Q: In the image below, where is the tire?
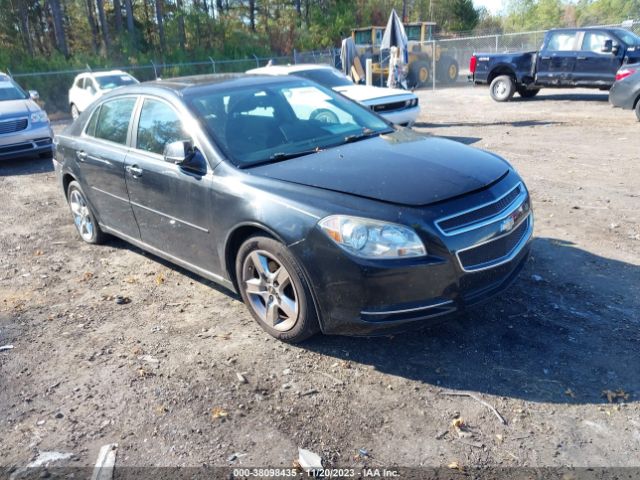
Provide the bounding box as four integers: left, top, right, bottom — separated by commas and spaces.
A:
235, 235, 320, 343
70, 104, 80, 120
517, 87, 540, 98
635, 98, 640, 122
438, 57, 459, 84
489, 75, 516, 102
66, 181, 105, 244
409, 61, 431, 88
310, 108, 339, 124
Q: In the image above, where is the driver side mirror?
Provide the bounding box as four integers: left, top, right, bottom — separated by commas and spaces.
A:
29, 90, 40, 101
601, 39, 613, 53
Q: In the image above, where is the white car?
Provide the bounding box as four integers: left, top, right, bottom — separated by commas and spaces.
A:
246, 64, 420, 126
68, 70, 139, 119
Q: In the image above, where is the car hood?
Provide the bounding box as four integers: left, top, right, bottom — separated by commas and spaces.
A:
0, 99, 39, 119
333, 84, 415, 104
249, 130, 510, 207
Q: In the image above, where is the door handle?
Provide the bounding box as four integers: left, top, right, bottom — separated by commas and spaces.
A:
126, 165, 143, 177
577, 56, 587, 60
76, 151, 87, 162
540, 56, 551, 60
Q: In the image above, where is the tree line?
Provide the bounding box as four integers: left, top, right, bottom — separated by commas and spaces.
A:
0, 0, 637, 73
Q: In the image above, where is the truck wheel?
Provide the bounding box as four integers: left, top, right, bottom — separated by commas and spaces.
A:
517, 87, 540, 98
490, 75, 516, 102
409, 61, 431, 88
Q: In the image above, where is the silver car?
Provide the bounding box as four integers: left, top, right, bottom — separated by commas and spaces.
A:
0, 72, 53, 161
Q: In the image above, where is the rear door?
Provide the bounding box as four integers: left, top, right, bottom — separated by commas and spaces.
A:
536, 31, 579, 85
573, 30, 620, 86
124, 96, 219, 273
75, 96, 140, 238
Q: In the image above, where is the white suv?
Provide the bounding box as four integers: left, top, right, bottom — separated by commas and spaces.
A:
68, 70, 139, 119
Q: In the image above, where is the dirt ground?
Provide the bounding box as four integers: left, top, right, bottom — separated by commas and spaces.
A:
1, 85, 639, 475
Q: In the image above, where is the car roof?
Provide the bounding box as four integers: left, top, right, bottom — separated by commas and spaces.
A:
96, 73, 305, 99
247, 64, 334, 75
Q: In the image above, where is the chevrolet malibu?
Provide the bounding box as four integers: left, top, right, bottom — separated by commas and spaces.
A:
53, 74, 533, 342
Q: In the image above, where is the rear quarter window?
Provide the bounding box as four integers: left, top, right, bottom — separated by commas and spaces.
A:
94, 97, 137, 145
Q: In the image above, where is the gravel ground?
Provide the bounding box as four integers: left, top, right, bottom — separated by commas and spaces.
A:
1, 85, 639, 475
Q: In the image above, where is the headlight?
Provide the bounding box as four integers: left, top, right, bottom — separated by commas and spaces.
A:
30, 111, 49, 124
318, 215, 427, 259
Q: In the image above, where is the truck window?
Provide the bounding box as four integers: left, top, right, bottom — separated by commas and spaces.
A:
582, 32, 611, 53
546, 32, 578, 51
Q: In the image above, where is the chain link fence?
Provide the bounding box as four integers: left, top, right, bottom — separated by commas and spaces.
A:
5, 20, 640, 115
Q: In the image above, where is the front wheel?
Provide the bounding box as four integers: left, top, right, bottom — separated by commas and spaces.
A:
489, 75, 516, 102
635, 99, 640, 122
70, 104, 80, 120
235, 235, 320, 343
67, 181, 105, 244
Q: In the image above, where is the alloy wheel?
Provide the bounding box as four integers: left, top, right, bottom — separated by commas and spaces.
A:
241, 250, 299, 332
69, 189, 95, 242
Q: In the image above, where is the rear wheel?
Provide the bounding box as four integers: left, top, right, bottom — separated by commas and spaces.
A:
409, 61, 431, 88
489, 75, 516, 102
635, 98, 640, 122
517, 87, 540, 98
236, 235, 320, 343
66, 181, 105, 244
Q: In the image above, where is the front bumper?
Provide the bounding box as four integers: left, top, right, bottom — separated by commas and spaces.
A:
0, 123, 54, 160
378, 105, 420, 126
293, 179, 533, 336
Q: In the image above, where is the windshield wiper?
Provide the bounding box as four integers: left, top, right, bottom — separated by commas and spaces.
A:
269, 148, 320, 162
343, 128, 393, 144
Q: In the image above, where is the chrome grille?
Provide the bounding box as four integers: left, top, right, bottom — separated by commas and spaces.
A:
0, 118, 28, 135
438, 184, 522, 234
457, 215, 531, 271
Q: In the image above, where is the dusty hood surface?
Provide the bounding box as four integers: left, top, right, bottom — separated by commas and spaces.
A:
250, 130, 510, 206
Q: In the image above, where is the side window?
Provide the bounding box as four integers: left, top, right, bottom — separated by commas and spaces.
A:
84, 105, 100, 137
136, 99, 189, 155
546, 32, 578, 51
75, 77, 84, 88
86, 79, 97, 94
94, 97, 136, 145
582, 32, 610, 53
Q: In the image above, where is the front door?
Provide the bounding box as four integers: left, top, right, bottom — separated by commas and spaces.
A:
536, 30, 579, 86
573, 31, 621, 86
124, 97, 219, 273
75, 96, 140, 238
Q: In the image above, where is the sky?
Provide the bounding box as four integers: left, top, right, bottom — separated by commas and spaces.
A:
473, 0, 506, 15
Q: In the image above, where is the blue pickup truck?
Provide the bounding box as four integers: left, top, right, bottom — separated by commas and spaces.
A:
470, 27, 640, 101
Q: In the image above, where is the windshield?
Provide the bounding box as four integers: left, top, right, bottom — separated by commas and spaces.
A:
95, 74, 138, 90
614, 29, 640, 46
187, 80, 391, 167
0, 78, 27, 101
291, 68, 353, 87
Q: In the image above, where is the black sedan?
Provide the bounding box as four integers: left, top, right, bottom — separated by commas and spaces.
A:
53, 74, 533, 342
610, 63, 640, 121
